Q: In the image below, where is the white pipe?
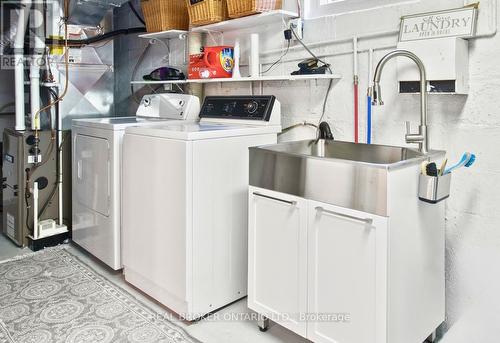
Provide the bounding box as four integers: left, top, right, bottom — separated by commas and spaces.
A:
56, 89, 64, 226
188, 32, 203, 99
29, 72, 41, 129
353, 37, 358, 78
249, 33, 260, 77
368, 48, 374, 87
261, 29, 399, 57
14, 0, 32, 131
49, 0, 62, 38
259, 44, 398, 66
232, 38, 241, 78
33, 181, 39, 239
30, 0, 45, 130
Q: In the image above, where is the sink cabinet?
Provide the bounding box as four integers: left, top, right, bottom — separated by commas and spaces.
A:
248, 188, 308, 336
248, 184, 445, 343
307, 201, 384, 343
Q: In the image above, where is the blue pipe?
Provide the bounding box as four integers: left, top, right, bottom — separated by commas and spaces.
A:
367, 95, 372, 144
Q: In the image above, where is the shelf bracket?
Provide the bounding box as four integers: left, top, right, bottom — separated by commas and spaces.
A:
148, 38, 170, 65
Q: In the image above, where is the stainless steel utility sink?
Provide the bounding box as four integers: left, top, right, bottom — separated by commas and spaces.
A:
263, 139, 425, 166
249, 140, 443, 216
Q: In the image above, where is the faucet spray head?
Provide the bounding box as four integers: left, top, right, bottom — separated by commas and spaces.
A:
371, 82, 384, 106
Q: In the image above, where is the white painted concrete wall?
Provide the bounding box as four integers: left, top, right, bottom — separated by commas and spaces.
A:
114, 0, 500, 338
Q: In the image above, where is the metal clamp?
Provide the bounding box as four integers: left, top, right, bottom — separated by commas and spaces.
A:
315, 206, 373, 225
253, 192, 297, 206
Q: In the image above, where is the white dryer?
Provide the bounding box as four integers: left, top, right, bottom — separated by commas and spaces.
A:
71, 94, 200, 270
122, 95, 281, 320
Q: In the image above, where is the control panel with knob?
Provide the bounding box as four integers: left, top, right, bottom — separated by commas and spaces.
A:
200, 96, 276, 121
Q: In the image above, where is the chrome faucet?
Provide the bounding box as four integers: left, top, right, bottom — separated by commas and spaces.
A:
370, 50, 429, 153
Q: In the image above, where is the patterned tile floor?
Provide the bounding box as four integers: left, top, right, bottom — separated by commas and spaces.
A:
0, 234, 308, 343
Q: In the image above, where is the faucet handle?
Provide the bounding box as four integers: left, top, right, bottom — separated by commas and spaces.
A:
405, 121, 425, 144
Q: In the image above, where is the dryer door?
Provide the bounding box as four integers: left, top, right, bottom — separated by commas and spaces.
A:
74, 134, 110, 217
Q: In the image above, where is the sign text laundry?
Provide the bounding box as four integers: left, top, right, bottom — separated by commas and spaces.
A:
399, 7, 478, 41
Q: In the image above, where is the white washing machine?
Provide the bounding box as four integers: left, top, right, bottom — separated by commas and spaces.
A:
71, 94, 200, 270
122, 95, 281, 320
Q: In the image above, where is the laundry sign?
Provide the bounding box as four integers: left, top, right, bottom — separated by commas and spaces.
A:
399, 5, 478, 42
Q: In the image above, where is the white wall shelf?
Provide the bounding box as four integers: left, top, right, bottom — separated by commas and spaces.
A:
131, 74, 342, 85
136, 10, 297, 40
131, 80, 188, 85
138, 30, 188, 40
190, 10, 298, 33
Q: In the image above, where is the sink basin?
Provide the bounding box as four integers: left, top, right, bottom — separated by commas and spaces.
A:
262, 139, 425, 166
249, 140, 444, 216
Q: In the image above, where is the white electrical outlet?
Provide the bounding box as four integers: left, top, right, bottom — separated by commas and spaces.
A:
289, 18, 304, 40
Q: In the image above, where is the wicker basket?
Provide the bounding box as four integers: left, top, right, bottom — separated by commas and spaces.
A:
227, 0, 281, 18
186, 0, 228, 26
141, 0, 189, 32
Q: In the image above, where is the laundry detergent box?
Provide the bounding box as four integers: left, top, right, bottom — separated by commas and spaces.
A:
188, 46, 234, 79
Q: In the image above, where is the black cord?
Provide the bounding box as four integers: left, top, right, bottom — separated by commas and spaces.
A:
38, 89, 61, 218
25, 180, 32, 234
290, 27, 334, 129
317, 79, 334, 127
291, 28, 330, 68
38, 181, 58, 219
261, 40, 291, 75
128, 2, 146, 25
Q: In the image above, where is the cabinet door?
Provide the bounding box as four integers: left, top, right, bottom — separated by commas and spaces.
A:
307, 201, 381, 343
248, 187, 308, 337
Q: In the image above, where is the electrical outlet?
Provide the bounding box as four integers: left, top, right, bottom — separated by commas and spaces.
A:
289, 18, 303, 40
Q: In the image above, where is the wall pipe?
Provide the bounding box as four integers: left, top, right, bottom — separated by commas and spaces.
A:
56, 89, 64, 226
48, 0, 62, 38
353, 37, 359, 143
31, 0, 45, 131
14, 0, 32, 131
33, 181, 39, 239
259, 44, 398, 67
188, 32, 204, 99
261, 29, 400, 57
367, 48, 374, 144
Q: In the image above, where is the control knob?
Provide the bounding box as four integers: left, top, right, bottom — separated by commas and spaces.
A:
246, 101, 258, 114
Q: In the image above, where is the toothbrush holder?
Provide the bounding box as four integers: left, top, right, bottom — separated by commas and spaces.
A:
418, 173, 452, 204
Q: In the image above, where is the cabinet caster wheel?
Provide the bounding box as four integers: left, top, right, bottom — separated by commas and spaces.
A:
257, 315, 269, 332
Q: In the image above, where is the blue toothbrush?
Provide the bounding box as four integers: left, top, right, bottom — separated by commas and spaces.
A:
444, 152, 476, 174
